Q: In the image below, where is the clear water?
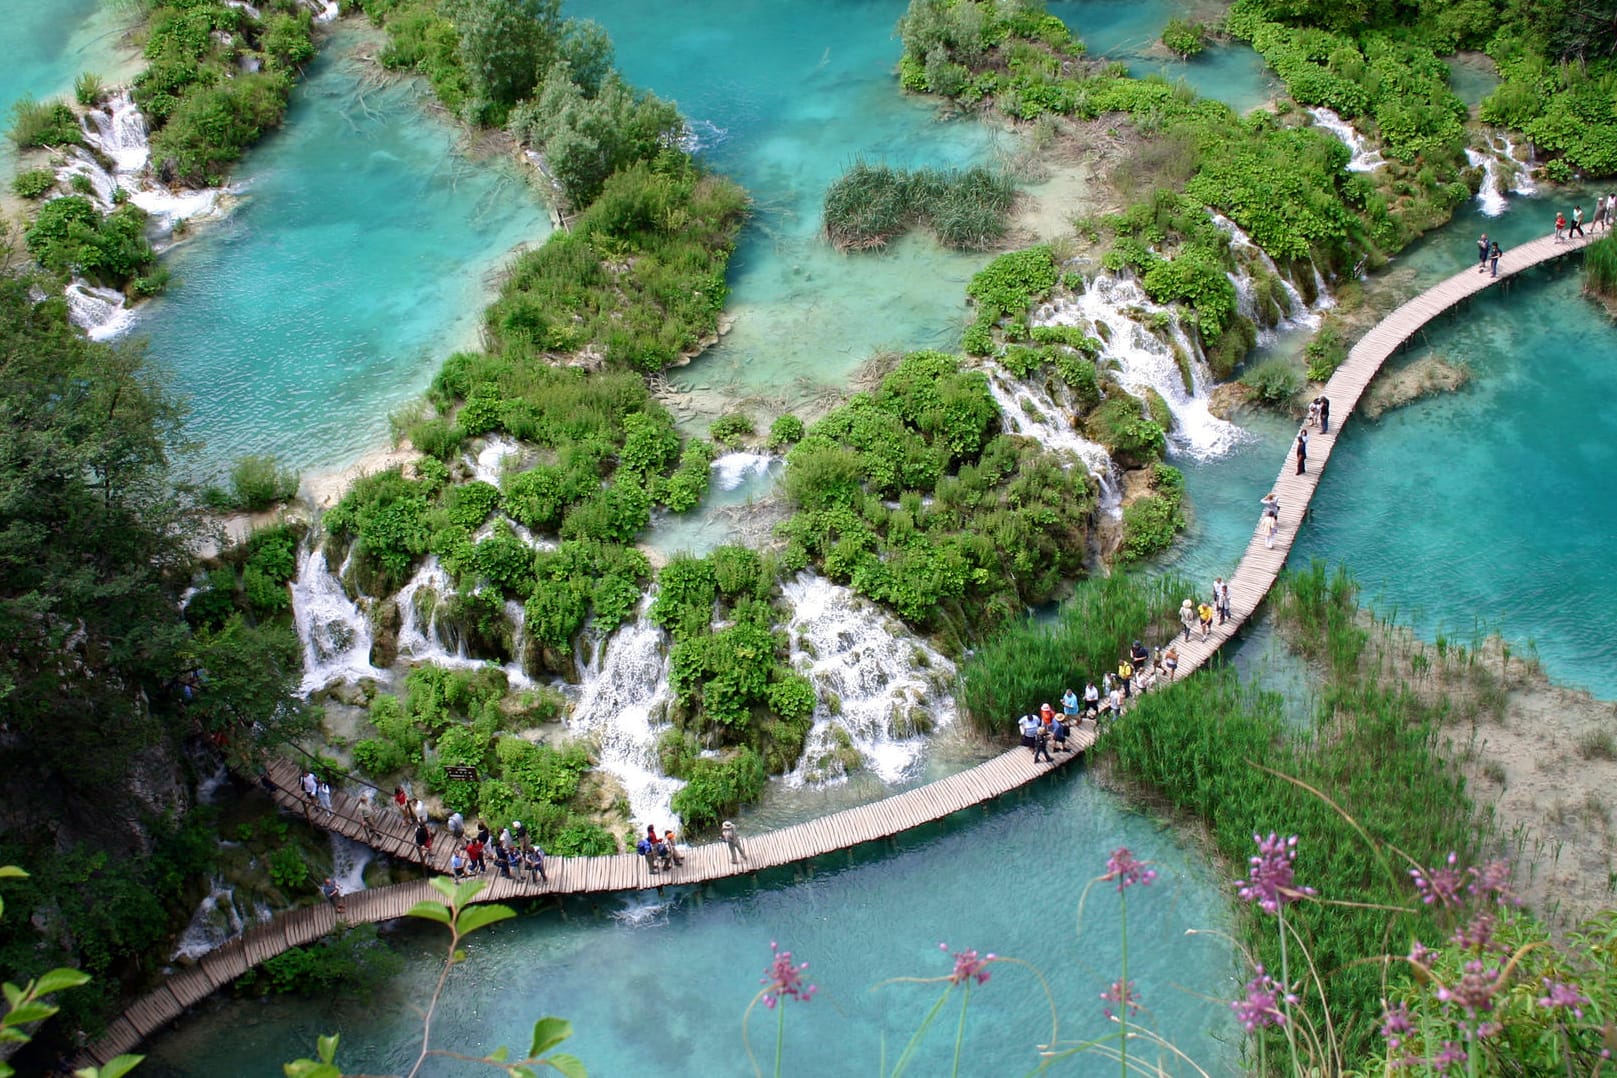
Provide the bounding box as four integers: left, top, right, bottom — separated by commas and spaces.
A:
141, 773, 1237, 1076
132, 26, 549, 477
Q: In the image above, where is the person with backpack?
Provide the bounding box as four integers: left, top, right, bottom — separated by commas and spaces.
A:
637, 837, 658, 874
722, 820, 748, 863
525, 845, 546, 884
1032, 719, 1054, 763
663, 829, 685, 868
414, 821, 433, 863
494, 843, 514, 879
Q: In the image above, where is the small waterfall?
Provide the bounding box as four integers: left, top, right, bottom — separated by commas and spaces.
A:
64, 280, 136, 342
393, 556, 535, 687
1465, 146, 1509, 217
196, 762, 232, 804
291, 546, 380, 692
1494, 132, 1538, 195
783, 573, 957, 786
469, 436, 522, 485
711, 451, 775, 492
76, 89, 230, 236
329, 832, 372, 895
1308, 107, 1386, 172
983, 368, 1121, 514
171, 881, 247, 962
85, 91, 148, 173
565, 604, 683, 828
1210, 214, 1322, 338
1033, 275, 1249, 461
678, 119, 730, 154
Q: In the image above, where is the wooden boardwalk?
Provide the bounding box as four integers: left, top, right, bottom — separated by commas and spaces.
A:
74, 227, 1599, 1068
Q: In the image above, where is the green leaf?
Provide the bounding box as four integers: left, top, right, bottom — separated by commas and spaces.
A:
0, 866, 28, 879
5, 1001, 57, 1025
1, 1058, 14, 1078
545, 1051, 588, 1078
34, 968, 91, 996
489, 1045, 510, 1062
2, 983, 22, 1007
451, 878, 488, 908
455, 903, 516, 937
81, 1054, 143, 1078
429, 876, 459, 902
282, 1061, 341, 1078
529, 1016, 573, 1058
317, 1033, 339, 1064
405, 901, 452, 925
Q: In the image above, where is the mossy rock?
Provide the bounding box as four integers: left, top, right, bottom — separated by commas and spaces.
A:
370, 598, 401, 668
888, 704, 936, 738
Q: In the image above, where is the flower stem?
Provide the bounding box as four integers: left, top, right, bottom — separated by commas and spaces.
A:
951, 982, 972, 1078
1277, 906, 1302, 1074
1119, 890, 1129, 1078
774, 998, 784, 1078
892, 986, 953, 1078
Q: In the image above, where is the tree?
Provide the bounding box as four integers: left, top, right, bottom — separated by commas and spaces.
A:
457, 0, 564, 126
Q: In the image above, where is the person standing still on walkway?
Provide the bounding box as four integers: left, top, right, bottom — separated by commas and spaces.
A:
1317, 396, 1330, 435
1489, 241, 1501, 278
414, 821, 432, 863
321, 877, 345, 915
1264, 512, 1279, 550
525, 845, 547, 884
1083, 680, 1100, 717
1477, 232, 1490, 270
358, 789, 378, 839
316, 779, 334, 822
1295, 428, 1308, 474
722, 820, 748, 863
1179, 598, 1197, 641
447, 811, 465, 842
1033, 719, 1054, 763
663, 829, 685, 867
1062, 687, 1079, 718
1117, 657, 1134, 698
1213, 577, 1231, 624
301, 771, 318, 811
394, 785, 410, 826
450, 848, 466, 881
1571, 205, 1585, 237
1197, 601, 1215, 641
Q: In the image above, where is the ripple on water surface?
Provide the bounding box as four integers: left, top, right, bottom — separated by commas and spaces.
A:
135, 27, 548, 476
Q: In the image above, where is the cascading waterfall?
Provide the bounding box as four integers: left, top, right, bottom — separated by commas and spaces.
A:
1465, 146, 1510, 217
1033, 274, 1249, 461
983, 369, 1121, 514
470, 436, 523, 486
171, 881, 248, 962
1210, 213, 1331, 335
392, 555, 536, 687
1308, 107, 1387, 172
711, 451, 776, 491
782, 573, 957, 786
329, 832, 372, 895
291, 546, 380, 693
64, 280, 136, 342
566, 603, 683, 829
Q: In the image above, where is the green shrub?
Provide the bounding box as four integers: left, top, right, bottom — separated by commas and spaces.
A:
966, 245, 1060, 324
709, 412, 755, 447
7, 96, 82, 148
1160, 17, 1205, 58
149, 72, 294, 186
74, 72, 105, 107
823, 161, 1015, 251
24, 198, 156, 289
670, 748, 766, 832
267, 845, 310, 891
352, 737, 408, 777
226, 454, 300, 511
1239, 356, 1304, 406
1083, 395, 1165, 468
1118, 463, 1186, 563
549, 821, 618, 856
246, 925, 402, 998
12, 169, 55, 199
1303, 324, 1348, 380
767, 414, 805, 448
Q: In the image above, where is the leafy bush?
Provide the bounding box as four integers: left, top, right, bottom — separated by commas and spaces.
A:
709, 412, 755, 447
7, 97, 82, 148
1083, 395, 1166, 468
1160, 17, 1205, 58
823, 161, 1015, 250
150, 72, 294, 186
11, 170, 55, 199
74, 72, 104, 107
323, 468, 434, 595
1118, 463, 1186, 562
226, 454, 300, 511
767, 414, 805, 448
24, 198, 156, 289
246, 925, 402, 998
1303, 324, 1348, 380
670, 748, 766, 832
1239, 356, 1304, 406
352, 737, 409, 777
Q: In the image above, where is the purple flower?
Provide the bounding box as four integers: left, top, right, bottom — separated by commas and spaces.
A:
1430, 1041, 1466, 1073
1104, 847, 1156, 891
1237, 833, 1315, 915
939, 942, 994, 986
1407, 940, 1438, 968
1380, 1000, 1414, 1051
760, 941, 816, 1010
1450, 911, 1501, 953
1411, 852, 1466, 908
1100, 979, 1141, 1020
1435, 960, 1501, 1022
1231, 965, 1293, 1033
1467, 859, 1518, 905
1538, 979, 1590, 1019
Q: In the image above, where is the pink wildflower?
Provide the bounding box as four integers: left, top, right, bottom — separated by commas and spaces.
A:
1231, 965, 1293, 1033
1411, 852, 1466, 907
1380, 1000, 1414, 1052
1104, 847, 1156, 891
1237, 833, 1315, 915
1100, 979, 1142, 1020
938, 942, 994, 986
760, 941, 816, 1010
1467, 859, 1518, 905
1435, 960, 1501, 1025
1450, 910, 1501, 953
1537, 979, 1589, 1019
1430, 1041, 1466, 1073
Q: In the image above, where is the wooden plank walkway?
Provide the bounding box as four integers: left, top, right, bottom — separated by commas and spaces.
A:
74, 226, 1599, 1068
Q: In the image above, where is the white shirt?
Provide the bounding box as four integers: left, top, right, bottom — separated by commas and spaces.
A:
301, 773, 317, 796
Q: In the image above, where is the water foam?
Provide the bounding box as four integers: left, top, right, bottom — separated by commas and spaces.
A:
711, 451, 775, 491
171, 881, 246, 962
1308, 107, 1387, 172
983, 369, 1121, 514
291, 546, 380, 693
1465, 146, 1509, 217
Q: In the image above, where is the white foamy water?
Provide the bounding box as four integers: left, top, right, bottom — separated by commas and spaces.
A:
565, 604, 683, 828
711, 451, 775, 491
64, 280, 136, 341
1034, 275, 1249, 461
782, 573, 957, 786
470, 436, 522, 485
393, 556, 536, 687
291, 546, 380, 693
1210, 213, 1329, 338
984, 368, 1121, 514
1308, 107, 1386, 172
329, 832, 372, 895
171, 881, 246, 962
1465, 146, 1509, 217
679, 118, 729, 154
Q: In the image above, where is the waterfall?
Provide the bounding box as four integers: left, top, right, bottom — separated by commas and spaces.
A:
196, 762, 232, 804
393, 556, 536, 687
983, 368, 1121, 514
329, 832, 372, 895
63, 280, 136, 342
1494, 132, 1538, 195
565, 603, 683, 829
711, 451, 775, 492
291, 546, 380, 693
469, 436, 522, 485
1308, 107, 1386, 172
782, 573, 957, 786
1465, 147, 1509, 217
1210, 214, 1324, 339
171, 881, 247, 962
1033, 274, 1249, 461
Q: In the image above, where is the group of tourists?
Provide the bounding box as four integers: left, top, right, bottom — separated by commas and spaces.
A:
443, 812, 548, 886
1552, 197, 1617, 244
1476, 232, 1505, 275
1014, 577, 1233, 762
637, 824, 685, 874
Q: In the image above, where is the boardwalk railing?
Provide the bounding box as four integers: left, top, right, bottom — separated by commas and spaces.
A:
73, 226, 1599, 1068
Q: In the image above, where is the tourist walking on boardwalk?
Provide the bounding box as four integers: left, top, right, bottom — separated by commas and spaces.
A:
1555, 211, 1567, 242
301, 770, 318, 809
1571, 205, 1586, 237
1213, 577, 1231, 624
1261, 491, 1280, 520
1052, 713, 1070, 752
475, 821, 490, 847
321, 877, 344, 915
466, 837, 486, 874
1595, 196, 1608, 231
1033, 718, 1054, 763
414, 821, 432, 863
1062, 687, 1079, 718
511, 820, 529, 849
495, 842, 515, 879
1477, 232, 1489, 270
414, 799, 429, 826
1197, 600, 1215, 640
1117, 656, 1134, 697
1263, 511, 1279, 549
1307, 397, 1321, 429
316, 779, 334, 822
1018, 711, 1038, 749
358, 789, 378, 839
638, 836, 660, 874
394, 785, 410, 825
1083, 680, 1100, 717
1295, 428, 1308, 474
1179, 598, 1197, 640
645, 824, 660, 850
525, 845, 547, 883
663, 829, 685, 867
1490, 240, 1502, 278
1130, 639, 1150, 676
722, 820, 748, 863
450, 847, 466, 881
1316, 396, 1330, 434
447, 811, 465, 841
1107, 683, 1124, 716
1162, 646, 1180, 679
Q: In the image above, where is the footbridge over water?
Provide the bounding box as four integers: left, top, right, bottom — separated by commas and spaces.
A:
73, 227, 1599, 1069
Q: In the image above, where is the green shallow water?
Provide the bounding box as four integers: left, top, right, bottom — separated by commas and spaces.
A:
142, 773, 1237, 1076
133, 27, 549, 476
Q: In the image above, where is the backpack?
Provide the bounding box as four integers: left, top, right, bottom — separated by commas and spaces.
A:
637, 839, 651, 855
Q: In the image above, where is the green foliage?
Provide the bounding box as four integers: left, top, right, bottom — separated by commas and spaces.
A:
670, 748, 766, 832
242, 525, 299, 614
1083, 395, 1166, 469
149, 72, 295, 186
11, 169, 54, 199
74, 72, 105, 107
966, 246, 1060, 325
957, 571, 1188, 734
7, 96, 81, 148
823, 160, 1016, 250
1303, 323, 1348, 380
324, 467, 434, 595
268, 844, 311, 891
767, 414, 805, 448
24, 198, 157, 290
1160, 17, 1206, 58
1239, 355, 1305, 405
457, 0, 563, 126
243, 925, 403, 998
219, 454, 300, 511
708, 412, 755, 447
1118, 463, 1186, 562
352, 736, 408, 778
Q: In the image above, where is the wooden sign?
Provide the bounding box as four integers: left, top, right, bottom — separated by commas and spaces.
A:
445, 765, 479, 782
